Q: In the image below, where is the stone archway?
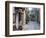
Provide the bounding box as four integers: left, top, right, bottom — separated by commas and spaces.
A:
13, 7, 26, 30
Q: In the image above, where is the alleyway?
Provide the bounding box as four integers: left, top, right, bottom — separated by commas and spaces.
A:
23, 21, 40, 30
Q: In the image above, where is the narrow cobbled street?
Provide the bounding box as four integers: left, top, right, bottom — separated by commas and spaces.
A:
23, 21, 40, 30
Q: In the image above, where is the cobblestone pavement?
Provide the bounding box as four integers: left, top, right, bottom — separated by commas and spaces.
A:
23, 21, 40, 30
